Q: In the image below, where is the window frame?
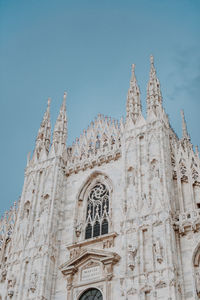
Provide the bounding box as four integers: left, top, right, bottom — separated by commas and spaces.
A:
75, 172, 113, 242
84, 182, 110, 240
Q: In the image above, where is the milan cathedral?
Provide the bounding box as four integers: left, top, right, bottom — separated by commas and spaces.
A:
0, 57, 200, 300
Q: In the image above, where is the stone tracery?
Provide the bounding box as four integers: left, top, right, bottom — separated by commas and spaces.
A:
0, 58, 200, 300
85, 183, 109, 239
65, 114, 122, 175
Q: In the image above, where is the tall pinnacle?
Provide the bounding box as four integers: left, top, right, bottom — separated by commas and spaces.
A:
147, 55, 162, 116
52, 92, 68, 153
34, 98, 51, 157
126, 64, 142, 123
181, 110, 190, 140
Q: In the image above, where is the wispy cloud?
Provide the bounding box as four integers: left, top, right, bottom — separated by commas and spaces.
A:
167, 46, 200, 103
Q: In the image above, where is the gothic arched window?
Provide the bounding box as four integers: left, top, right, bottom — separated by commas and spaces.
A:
79, 288, 103, 300
194, 246, 200, 298
85, 183, 109, 240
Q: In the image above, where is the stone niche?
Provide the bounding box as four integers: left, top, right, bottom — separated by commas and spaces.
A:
60, 248, 120, 300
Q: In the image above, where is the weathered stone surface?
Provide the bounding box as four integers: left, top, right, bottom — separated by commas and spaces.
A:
0, 58, 200, 299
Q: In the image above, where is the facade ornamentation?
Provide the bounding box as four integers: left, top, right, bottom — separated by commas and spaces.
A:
7, 275, 16, 298
153, 239, 163, 263
128, 244, 137, 270
195, 270, 200, 297
74, 222, 83, 237
29, 271, 38, 293
0, 267, 6, 283
0, 57, 200, 299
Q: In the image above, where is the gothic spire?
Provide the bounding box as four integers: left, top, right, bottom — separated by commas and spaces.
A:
34, 98, 51, 158
52, 92, 67, 154
181, 110, 190, 140
126, 64, 142, 123
146, 55, 162, 117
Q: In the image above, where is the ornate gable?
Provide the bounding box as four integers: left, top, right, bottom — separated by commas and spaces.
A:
60, 248, 120, 298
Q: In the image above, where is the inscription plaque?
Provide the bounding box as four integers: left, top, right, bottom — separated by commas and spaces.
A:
81, 265, 100, 281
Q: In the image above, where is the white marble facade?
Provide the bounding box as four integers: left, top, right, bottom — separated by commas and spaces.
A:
0, 57, 200, 300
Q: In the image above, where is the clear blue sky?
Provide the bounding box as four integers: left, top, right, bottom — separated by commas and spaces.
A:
0, 0, 200, 215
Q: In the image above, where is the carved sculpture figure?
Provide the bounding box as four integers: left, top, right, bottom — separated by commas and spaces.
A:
150, 159, 159, 179
0, 58, 199, 300
195, 270, 200, 297
74, 222, 82, 237
128, 244, 137, 270
154, 239, 163, 263
0, 267, 7, 283
7, 275, 16, 298
29, 271, 38, 293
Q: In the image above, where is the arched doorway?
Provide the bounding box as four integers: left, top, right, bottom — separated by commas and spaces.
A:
79, 288, 103, 300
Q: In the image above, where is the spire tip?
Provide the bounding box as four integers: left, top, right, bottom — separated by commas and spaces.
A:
47, 98, 51, 106
131, 64, 136, 81
150, 55, 154, 65
181, 109, 184, 117
181, 109, 189, 140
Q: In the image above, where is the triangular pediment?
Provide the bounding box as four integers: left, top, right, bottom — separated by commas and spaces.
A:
60, 248, 120, 275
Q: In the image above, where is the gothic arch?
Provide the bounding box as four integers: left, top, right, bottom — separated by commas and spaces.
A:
78, 287, 103, 300
148, 135, 160, 160
74, 171, 113, 241
77, 171, 113, 202
192, 243, 200, 298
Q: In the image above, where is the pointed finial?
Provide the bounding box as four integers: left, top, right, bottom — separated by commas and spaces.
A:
32, 97, 51, 160
51, 92, 68, 153
149, 55, 156, 78
146, 55, 163, 117
63, 92, 67, 100
47, 98, 51, 114
62, 92, 67, 105
130, 64, 136, 82
150, 55, 154, 65
181, 110, 190, 140
61, 92, 67, 110
126, 63, 142, 123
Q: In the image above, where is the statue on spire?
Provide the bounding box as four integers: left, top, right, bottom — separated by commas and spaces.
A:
126, 64, 142, 124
